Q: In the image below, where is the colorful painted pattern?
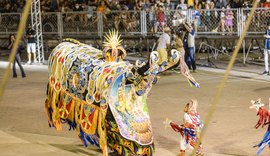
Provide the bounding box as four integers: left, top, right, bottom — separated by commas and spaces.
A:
45, 32, 199, 155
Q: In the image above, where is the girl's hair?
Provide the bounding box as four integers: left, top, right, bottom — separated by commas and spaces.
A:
184, 103, 190, 113
9, 34, 15, 42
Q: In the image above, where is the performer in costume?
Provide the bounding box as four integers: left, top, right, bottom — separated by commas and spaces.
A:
261, 22, 270, 75
249, 98, 270, 155
157, 27, 171, 66
169, 99, 204, 156
45, 30, 200, 156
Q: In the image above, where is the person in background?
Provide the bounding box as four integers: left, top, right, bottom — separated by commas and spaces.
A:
219, 7, 226, 34
262, 22, 270, 75
96, 1, 109, 23
8, 34, 26, 78
215, 0, 227, 9
188, 0, 194, 8
155, 3, 165, 32
225, 5, 234, 34
263, 0, 270, 8
157, 27, 171, 66
26, 24, 37, 64
194, 0, 202, 10
176, 0, 187, 17
184, 22, 196, 72
149, 4, 156, 32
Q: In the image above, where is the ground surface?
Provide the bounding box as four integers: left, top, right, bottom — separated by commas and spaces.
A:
0, 64, 270, 156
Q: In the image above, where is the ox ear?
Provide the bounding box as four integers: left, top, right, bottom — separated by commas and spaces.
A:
258, 98, 262, 103
250, 100, 255, 104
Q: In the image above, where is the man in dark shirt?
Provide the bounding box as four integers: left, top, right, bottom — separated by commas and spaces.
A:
26, 24, 37, 64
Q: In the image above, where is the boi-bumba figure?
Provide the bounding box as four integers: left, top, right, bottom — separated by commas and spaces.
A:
45, 30, 199, 156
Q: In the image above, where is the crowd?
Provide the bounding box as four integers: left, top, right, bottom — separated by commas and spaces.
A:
0, 0, 25, 13
1, 0, 270, 13
0, 0, 269, 33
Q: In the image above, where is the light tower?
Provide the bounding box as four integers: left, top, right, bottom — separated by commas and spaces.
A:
30, 0, 44, 64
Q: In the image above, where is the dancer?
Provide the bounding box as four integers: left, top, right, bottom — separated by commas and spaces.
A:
169, 99, 203, 156
261, 22, 270, 75
8, 34, 26, 78
249, 98, 270, 155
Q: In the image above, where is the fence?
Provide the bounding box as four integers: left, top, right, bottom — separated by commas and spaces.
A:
0, 8, 269, 37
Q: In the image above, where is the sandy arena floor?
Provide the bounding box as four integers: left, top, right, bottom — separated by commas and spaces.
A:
0, 66, 270, 156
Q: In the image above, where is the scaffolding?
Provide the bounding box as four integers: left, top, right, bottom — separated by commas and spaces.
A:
31, 0, 44, 63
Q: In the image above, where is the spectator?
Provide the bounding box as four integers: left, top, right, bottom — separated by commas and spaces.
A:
26, 24, 37, 64
121, 1, 130, 10
155, 3, 165, 32
73, 2, 83, 11
126, 0, 135, 10
225, 5, 234, 34
263, 0, 270, 8
0, 2, 5, 13
204, 2, 211, 31
50, 0, 59, 12
108, 0, 120, 10
4, 3, 12, 13
127, 13, 139, 31
95, 1, 109, 23
109, 0, 121, 30
83, 3, 96, 26
164, 0, 174, 10
157, 26, 171, 66
17, 1, 24, 12
8, 34, 26, 78
207, 0, 215, 9
11, 3, 18, 12
41, 0, 51, 12
242, 1, 251, 8
149, 4, 156, 32
176, 0, 188, 24
215, 0, 227, 9
176, 0, 187, 14
262, 22, 270, 75
218, 7, 226, 34
135, 0, 144, 10
188, 0, 194, 8
114, 7, 124, 31
143, 0, 151, 10
194, 0, 202, 10
229, 0, 243, 8
192, 10, 200, 32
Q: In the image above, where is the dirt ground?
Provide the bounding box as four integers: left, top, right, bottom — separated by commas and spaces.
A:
0, 67, 270, 156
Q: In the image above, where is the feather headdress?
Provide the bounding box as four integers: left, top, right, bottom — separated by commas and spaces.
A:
103, 30, 126, 62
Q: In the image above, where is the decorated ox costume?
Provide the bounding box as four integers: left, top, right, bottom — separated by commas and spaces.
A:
249, 98, 270, 155
45, 30, 199, 155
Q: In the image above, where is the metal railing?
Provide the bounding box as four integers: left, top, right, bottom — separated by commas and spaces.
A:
0, 8, 269, 37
